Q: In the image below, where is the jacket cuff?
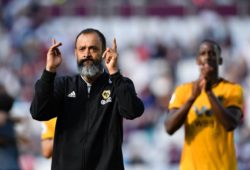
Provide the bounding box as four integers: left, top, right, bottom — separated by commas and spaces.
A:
41, 69, 56, 83
110, 71, 122, 81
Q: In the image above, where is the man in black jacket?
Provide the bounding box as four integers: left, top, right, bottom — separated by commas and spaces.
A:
30, 28, 144, 170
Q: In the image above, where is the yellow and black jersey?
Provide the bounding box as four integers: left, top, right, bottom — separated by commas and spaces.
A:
169, 78, 244, 170
41, 117, 57, 140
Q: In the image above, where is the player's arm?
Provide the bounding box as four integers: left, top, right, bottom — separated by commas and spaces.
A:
165, 80, 202, 135
41, 138, 54, 158
164, 78, 202, 135
165, 100, 194, 135
206, 91, 242, 131
40, 120, 56, 158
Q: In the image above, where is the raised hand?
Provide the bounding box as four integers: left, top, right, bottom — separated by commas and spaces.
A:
102, 38, 119, 75
191, 78, 203, 101
200, 63, 214, 91
46, 39, 62, 73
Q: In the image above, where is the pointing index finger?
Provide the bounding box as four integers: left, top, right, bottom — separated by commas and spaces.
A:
102, 48, 109, 59
52, 38, 56, 45
112, 38, 117, 52
51, 38, 62, 49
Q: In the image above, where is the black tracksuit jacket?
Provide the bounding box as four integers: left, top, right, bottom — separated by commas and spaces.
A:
30, 70, 144, 170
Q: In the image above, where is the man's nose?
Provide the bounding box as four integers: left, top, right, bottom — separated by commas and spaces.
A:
204, 52, 210, 58
83, 49, 91, 58
200, 55, 211, 65
203, 53, 212, 61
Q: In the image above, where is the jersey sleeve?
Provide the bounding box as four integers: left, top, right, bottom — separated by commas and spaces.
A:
41, 118, 57, 140
223, 84, 244, 111
168, 84, 189, 109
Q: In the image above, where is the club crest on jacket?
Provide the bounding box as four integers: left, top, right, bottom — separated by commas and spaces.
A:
101, 90, 112, 105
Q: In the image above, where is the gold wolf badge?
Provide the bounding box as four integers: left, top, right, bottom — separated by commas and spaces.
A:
102, 90, 111, 100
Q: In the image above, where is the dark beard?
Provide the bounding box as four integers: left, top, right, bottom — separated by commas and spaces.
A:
77, 58, 103, 78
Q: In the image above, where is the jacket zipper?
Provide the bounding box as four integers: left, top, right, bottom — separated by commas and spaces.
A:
82, 87, 91, 169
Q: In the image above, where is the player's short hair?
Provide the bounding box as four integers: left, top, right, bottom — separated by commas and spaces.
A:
201, 39, 221, 55
75, 28, 106, 52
